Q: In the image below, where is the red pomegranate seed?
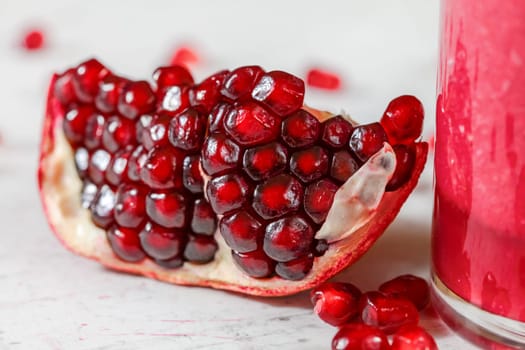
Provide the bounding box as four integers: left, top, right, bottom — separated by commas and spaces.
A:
201, 134, 240, 176
263, 215, 314, 262
95, 75, 128, 113
206, 173, 250, 215
84, 113, 106, 150
252, 70, 305, 117
81, 181, 98, 209
310, 282, 362, 326
190, 199, 217, 236
158, 85, 190, 114
146, 190, 187, 228
243, 142, 288, 181
331, 151, 359, 183
183, 234, 218, 263
224, 101, 280, 146
275, 254, 314, 280
281, 109, 321, 148
349, 122, 388, 162
141, 114, 171, 151
232, 249, 275, 278
190, 70, 229, 112
72, 59, 110, 103
114, 184, 146, 228
221, 65, 265, 100
220, 211, 263, 253
358, 291, 419, 334
428, 134, 435, 153
127, 145, 148, 182
182, 155, 204, 193
63, 105, 95, 145
306, 68, 342, 90
290, 146, 329, 183
379, 275, 430, 311
74, 148, 89, 178
380, 95, 424, 145
168, 108, 207, 151
332, 324, 390, 350
106, 147, 132, 186
102, 116, 136, 153
54, 69, 77, 106
107, 225, 145, 262
169, 46, 199, 67
253, 174, 303, 220
140, 146, 184, 190
91, 185, 116, 228
135, 114, 153, 144
88, 149, 111, 184
391, 325, 437, 350
304, 179, 338, 224
153, 65, 194, 88
321, 116, 353, 149
208, 102, 231, 133
386, 145, 416, 192
139, 222, 186, 260
22, 29, 45, 50
117, 81, 155, 120
155, 255, 183, 269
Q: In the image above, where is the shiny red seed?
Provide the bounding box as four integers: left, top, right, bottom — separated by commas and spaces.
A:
135, 114, 153, 144
253, 174, 303, 220
95, 75, 128, 113
90, 185, 116, 228
281, 109, 321, 148
141, 114, 171, 151
310, 282, 362, 326
252, 71, 305, 117
158, 85, 190, 114
54, 69, 77, 106
349, 122, 388, 162
379, 274, 430, 311
304, 179, 338, 224
332, 324, 390, 350
243, 142, 288, 181
380, 95, 424, 145
153, 65, 194, 88
102, 116, 136, 153
220, 211, 263, 253
306, 68, 341, 90
140, 146, 184, 189
263, 215, 314, 262
232, 249, 275, 278
206, 173, 250, 215
168, 108, 207, 151
74, 148, 89, 178
224, 101, 280, 146
88, 149, 111, 184
190, 70, 229, 112
63, 105, 94, 145
290, 146, 329, 183
72, 59, 110, 103
221, 65, 265, 100
127, 145, 148, 182
84, 113, 106, 150
321, 116, 353, 149
107, 225, 145, 262
183, 234, 218, 263
146, 190, 187, 228
331, 150, 359, 183
139, 222, 186, 260
169, 46, 199, 67
114, 184, 146, 228
118, 81, 155, 120
391, 325, 438, 350
201, 134, 240, 176
81, 181, 98, 209
208, 102, 231, 133
190, 199, 217, 236
22, 29, 44, 50
106, 147, 132, 186
182, 155, 204, 193
275, 254, 314, 281
386, 145, 416, 192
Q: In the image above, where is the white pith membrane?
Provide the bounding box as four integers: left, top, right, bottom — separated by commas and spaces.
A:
39, 79, 428, 296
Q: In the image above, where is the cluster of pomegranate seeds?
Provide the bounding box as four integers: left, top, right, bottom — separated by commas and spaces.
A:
306, 68, 342, 90
311, 275, 436, 349
21, 29, 45, 51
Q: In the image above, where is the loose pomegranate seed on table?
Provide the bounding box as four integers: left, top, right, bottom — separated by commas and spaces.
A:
307, 68, 342, 90
311, 282, 362, 326
391, 325, 438, 350
332, 323, 390, 350
21, 29, 45, 50
169, 46, 200, 67
379, 274, 430, 311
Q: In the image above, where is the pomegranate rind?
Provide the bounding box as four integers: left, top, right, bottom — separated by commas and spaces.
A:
38, 75, 428, 297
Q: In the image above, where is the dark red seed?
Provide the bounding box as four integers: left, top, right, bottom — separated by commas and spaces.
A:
208, 102, 231, 133
72, 59, 110, 103
231, 249, 275, 278
102, 116, 136, 153
54, 69, 77, 106
106, 147, 132, 186
74, 148, 89, 178
275, 254, 314, 280
281, 109, 320, 148
332, 324, 390, 350
140, 146, 184, 189
118, 81, 155, 120
379, 274, 430, 311
263, 215, 314, 262
190, 70, 229, 112
183, 235, 218, 263
155, 255, 184, 269
206, 173, 250, 215
88, 149, 111, 184
168, 108, 207, 151
182, 155, 204, 193
63, 105, 95, 145
127, 145, 148, 182
349, 122, 388, 162
90, 185, 116, 228
153, 65, 194, 88
304, 179, 338, 224
139, 222, 186, 260
190, 199, 217, 236
221, 65, 265, 100
290, 146, 329, 183
253, 174, 303, 220
141, 114, 171, 151
220, 211, 263, 253
201, 134, 240, 176
391, 325, 438, 350
114, 184, 146, 228
306, 68, 341, 90
243, 142, 287, 181
158, 85, 190, 114
380, 95, 424, 145
95, 75, 128, 113
310, 282, 362, 326
252, 70, 305, 117
386, 145, 416, 192
224, 101, 280, 146
321, 116, 353, 149
313, 239, 329, 257
145, 190, 187, 228
107, 225, 145, 262
22, 29, 44, 50
84, 113, 106, 150
331, 150, 359, 183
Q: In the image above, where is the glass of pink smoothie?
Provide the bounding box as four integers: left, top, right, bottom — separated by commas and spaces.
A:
432, 0, 525, 347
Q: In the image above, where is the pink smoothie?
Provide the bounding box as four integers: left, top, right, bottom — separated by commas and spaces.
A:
433, 0, 525, 321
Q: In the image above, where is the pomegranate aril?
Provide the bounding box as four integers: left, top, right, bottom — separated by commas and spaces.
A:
349, 122, 388, 162
140, 146, 183, 189
91, 185, 116, 228
146, 190, 187, 228
107, 225, 145, 262
169, 46, 199, 67
275, 254, 314, 281
88, 149, 111, 184
74, 148, 89, 178
221, 65, 265, 100
332, 324, 390, 350
72, 59, 110, 103
102, 116, 136, 153
386, 145, 416, 192
141, 114, 171, 151
84, 113, 106, 150
118, 81, 155, 120
306, 68, 341, 90
252, 70, 305, 117
253, 174, 303, 220
281, 109, 320, 148
153, 65, 194, 88
136, 114, 153, 144
191, 199, 217, 236
158, 85, 190, 114
206, 173, 250, 215
168, 108, 206, 151
304, 179, 338, 224
54, 69, 77, 106
290, 146, 329, 183
22, 29, 44, 50
95, 74, 127, 113
224, 101, 280, 146
139, 222, 186, 260
232, 249, 275, 278
331, 150, 359, 183
155, 255, 184, 269
183, 234, 218, 263
208, 102, 231, 133
127, 145, 148, 182
63, 105, 95, 145
310, 282, 362, 326
201, 134, 240, 176
321, 116, 353, 149
358, 291, 419, 334
190, 70, 229, 112
379, 274, 430, 311
391, 325, 437, 350
182, 155, 204, 193
243, 142, 288, 181
114, 184, 146, 228
263, 215, 314, 262
81, 181, 98, 209
380, 95, 424, 145
220, 211, 263, 253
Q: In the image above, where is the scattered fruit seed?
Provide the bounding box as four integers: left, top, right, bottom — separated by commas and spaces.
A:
22, 29, 45, 50
306, 68, 342, 90
391, 325, 438, 350
378, 274, 430, 311
310, 282, 362, 326
332, 323, 390, 350
169, 46, 200, 67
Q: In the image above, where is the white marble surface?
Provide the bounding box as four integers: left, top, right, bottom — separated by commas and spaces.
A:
0, 0, 479, 349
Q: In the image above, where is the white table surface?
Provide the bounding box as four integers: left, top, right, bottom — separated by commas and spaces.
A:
0, 0, 479, 348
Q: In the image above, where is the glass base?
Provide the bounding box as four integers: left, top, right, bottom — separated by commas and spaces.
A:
431, 273, 525, 349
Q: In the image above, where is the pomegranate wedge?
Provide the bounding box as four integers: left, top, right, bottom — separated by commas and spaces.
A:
38, 59, 427, 296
